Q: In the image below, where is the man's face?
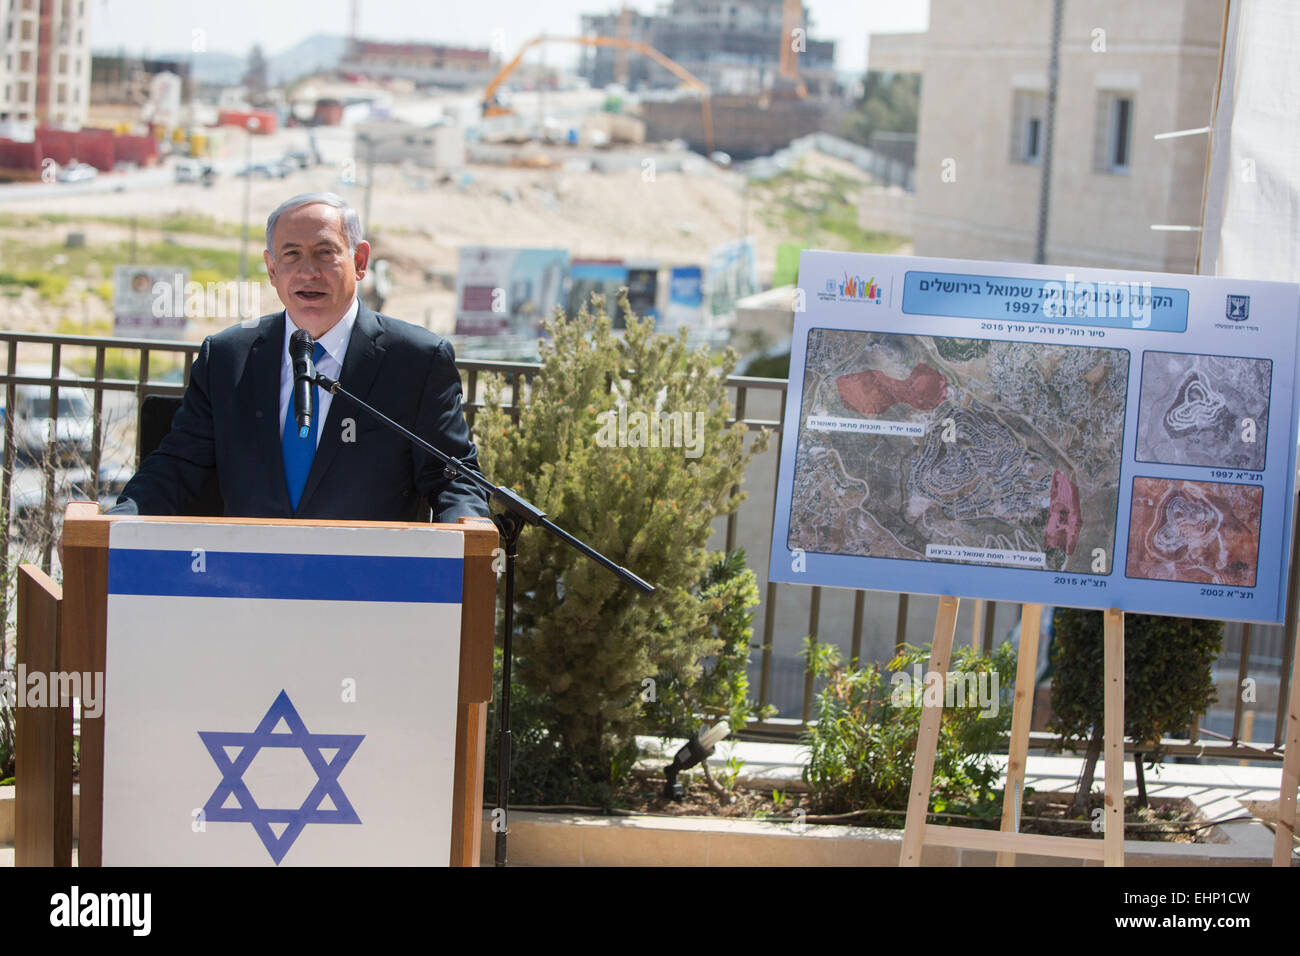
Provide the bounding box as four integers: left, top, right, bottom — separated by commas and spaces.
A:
264, 203, 370, 336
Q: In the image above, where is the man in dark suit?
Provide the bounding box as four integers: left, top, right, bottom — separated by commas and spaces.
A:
112, 192, 490, 522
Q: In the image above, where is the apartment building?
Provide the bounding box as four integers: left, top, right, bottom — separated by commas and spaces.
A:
868, 0, 1226, 274
0, 0, 91, 130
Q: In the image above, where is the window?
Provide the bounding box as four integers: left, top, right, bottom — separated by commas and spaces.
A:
1094, 90, 1135, 174
1010, 89, 1047, 165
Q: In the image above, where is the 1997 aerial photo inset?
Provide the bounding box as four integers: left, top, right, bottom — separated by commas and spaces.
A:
788, 330, 1130, 574
1136, 351, 1272, 470
1125, 477, 1263, 587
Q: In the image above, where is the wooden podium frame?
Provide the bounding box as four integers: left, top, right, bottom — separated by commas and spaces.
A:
14, 501, 498, 867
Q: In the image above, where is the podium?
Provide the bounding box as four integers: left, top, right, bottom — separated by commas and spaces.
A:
13, 502, 497, 866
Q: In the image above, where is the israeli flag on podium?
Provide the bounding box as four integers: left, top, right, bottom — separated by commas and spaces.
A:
101, 520, 464, 866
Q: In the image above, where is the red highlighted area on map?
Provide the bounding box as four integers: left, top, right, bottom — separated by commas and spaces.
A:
1044, 470, 1081, 555
836, 364, 948, 415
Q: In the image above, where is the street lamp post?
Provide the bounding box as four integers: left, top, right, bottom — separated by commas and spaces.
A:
360, 133, 376, 233
239, 116, 261, 283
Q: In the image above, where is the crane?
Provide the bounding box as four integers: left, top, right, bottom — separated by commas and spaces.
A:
481, 34, 715, 157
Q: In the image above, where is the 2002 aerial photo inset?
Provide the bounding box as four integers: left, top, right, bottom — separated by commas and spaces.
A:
788, 330, 1130, 574
1125, 477, 1263, 587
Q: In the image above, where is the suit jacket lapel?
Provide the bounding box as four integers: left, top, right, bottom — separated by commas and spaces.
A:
296, 304, 387, 513
238, 312, 292, 515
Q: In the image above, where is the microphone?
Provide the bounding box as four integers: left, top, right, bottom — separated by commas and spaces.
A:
289, 329, 317, 437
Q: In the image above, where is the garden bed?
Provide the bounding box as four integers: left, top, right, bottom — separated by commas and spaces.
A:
594, 776, 1208, 843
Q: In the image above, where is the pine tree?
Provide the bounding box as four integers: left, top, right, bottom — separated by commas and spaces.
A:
476, 294, 769, 798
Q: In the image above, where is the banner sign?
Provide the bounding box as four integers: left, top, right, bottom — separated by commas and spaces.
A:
769, 251, 1300, 623
706, 237, 758, 329
664, 265, 704, 333
625, 261, 659, 320
454, 246, 568, 337
102, 521, 464, 865
113, 265, 189, 339
569, 258, 630, 329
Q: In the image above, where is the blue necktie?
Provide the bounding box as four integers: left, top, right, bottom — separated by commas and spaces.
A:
282, 342, 326, 512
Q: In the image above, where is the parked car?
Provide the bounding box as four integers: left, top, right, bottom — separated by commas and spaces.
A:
174, 159, 214, 183
56, 162, 98, 183
8, 461, 130, 524
0, 366, 95, 465
236, 160, 288, 179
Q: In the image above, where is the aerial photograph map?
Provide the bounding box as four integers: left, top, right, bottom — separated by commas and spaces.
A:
789, 330, 1130, 574
1136, 351, 1272, 470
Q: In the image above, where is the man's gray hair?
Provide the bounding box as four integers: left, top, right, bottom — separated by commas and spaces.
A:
265, 192, 364, 253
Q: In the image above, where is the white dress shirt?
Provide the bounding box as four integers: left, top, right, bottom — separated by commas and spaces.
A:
279, 297, 359, 447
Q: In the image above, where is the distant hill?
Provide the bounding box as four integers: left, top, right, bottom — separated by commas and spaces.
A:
94, 33, 349, 88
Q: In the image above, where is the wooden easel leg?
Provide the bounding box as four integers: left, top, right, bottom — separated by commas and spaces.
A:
1274, 617, 1300, 865
996, 603, 1042, 867
900, 595, 960, 866
1103, 608, 1125, 867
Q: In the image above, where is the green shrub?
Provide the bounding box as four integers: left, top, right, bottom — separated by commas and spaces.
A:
0, 268, 67, 300
640, 548, 774, 740
742, 351, 790, 379
0, 698, 12, 784
803, 639, 1017, 820
475, 292, 769, 803
1050, 608, 1222, 807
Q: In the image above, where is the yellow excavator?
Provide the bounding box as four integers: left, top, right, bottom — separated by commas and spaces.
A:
480, 34, 715, 157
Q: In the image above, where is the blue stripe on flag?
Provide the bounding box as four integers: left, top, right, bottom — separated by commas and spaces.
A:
108, 549, 463, 603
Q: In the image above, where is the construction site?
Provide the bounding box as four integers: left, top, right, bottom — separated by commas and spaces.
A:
0, 0, 912, 356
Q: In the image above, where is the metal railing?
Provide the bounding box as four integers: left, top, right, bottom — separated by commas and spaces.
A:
1, 331, 1292, 763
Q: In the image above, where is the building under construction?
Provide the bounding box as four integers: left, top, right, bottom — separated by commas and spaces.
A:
579, 0, 836, 96
580, 0, 838, 159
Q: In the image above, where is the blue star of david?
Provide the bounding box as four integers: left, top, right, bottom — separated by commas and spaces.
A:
198, 690, 365, 865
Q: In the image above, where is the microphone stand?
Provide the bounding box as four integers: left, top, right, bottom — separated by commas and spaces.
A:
309, 369, 655, 867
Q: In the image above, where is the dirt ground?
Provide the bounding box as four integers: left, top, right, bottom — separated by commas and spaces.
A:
0, 145, 882, 339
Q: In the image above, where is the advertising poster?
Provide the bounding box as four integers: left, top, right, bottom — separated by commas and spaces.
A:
707, 237, 759, 329
568, 258, 630, 328
625, 261, 659, 320
769, 251, 1300, 624
664, 265, 704, 333
454, 246, 569, 337
774, 242, 803, 288
113, 265, 189, 339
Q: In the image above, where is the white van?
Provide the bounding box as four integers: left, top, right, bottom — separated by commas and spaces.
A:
0, 365, 95, 465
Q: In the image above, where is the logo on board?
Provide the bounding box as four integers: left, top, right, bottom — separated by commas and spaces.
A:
817, 274, 886, 305
1226, 294, 1250, 322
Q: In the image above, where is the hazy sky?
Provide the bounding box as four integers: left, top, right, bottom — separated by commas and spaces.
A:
89, 0, 930, 72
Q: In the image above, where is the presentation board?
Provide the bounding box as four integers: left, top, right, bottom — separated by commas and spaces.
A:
101, 520, 464, 865
769, 252, 1300, 623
